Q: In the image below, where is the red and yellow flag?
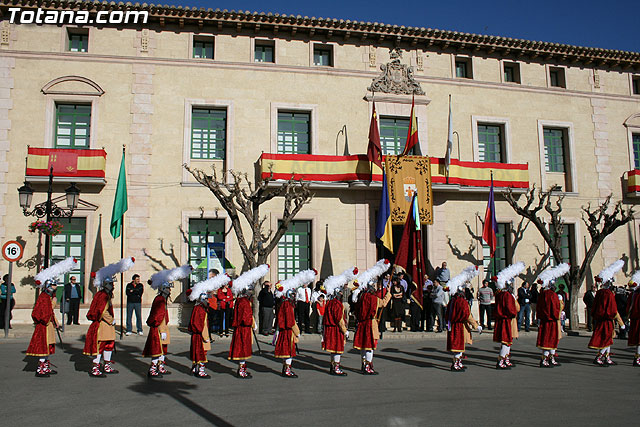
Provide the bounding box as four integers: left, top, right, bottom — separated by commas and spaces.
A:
401, 95, 418, 156
26, 147, 106, 178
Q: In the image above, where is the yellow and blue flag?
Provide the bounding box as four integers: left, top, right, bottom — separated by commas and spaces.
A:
375, 170, 393, 253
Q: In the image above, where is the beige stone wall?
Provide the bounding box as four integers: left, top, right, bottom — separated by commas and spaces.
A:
2, 23, 639, 326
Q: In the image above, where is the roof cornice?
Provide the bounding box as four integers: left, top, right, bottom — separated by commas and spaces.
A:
2, 0, 639, 70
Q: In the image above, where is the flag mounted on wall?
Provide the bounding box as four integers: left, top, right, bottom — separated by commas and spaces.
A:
482, 174, 498, 256
401, 95, 419, 156
375, 170, 393, 253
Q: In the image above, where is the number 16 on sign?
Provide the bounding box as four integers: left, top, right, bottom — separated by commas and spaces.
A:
2, 241, 23, 338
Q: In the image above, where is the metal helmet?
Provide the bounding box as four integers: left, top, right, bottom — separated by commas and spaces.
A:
159, 282, 173, 298
43, 278, 58, 296
285, 288, 296, 300
102, 276, 115, 294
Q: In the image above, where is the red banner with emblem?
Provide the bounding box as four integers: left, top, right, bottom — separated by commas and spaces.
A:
26, 147, 107, 178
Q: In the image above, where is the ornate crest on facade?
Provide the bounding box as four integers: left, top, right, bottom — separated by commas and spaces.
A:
367, 48, 425, 95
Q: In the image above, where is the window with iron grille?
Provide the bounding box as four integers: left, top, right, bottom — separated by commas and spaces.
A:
191, 108, 226, 160
55, 104, 90, 148
277, 111, 310, 154
50, 218, 86, 302
278, 221, 311, 280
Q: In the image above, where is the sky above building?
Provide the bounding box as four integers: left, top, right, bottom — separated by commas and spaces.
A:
165, 0, 638, 53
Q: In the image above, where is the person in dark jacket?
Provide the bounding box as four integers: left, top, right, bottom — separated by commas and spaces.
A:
64, 276, 83, 325
517, 282, 532, 332
126, 274, 144, 335
258, 280, 275, 335
583, 283, 597, 331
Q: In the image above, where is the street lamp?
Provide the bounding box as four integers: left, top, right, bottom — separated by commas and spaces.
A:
18, 167, 81, 268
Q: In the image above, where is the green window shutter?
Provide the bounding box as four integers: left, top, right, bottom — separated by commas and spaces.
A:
277, 111, 310, 154
379, 117, 411, 155
255, 44, 274, 63
543, 128, 566, 173
277, 220, 311, 280
191, 108, 226, 160
193, 40, 214, 59
188, 219, 225, 286
478, 124, 503, 163
313, 46, 332, 66
55, 104, 91, 149
69, 34, 88, 52
633, 134, 640, 169
50, 218, 86, 302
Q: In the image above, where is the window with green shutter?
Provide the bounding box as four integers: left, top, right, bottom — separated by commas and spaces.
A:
50, 218, 85, 301
68, 33, 88, 52
482, 223, 510, 278
277, 111, 310, 154
278, 221, 311, 280
380, 116, 414, 155
255, 42, 274, 63
478, 124, 503, 163
544, 128, 566, 173
193, 38, 214, 59
55, 104, 91, 149
313, 45, 333, 66
188, 219, 225, 286
633, 134, 640, 169
191, 108, 226, 160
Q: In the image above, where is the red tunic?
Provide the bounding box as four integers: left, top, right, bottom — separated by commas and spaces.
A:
446, 295, 471, 353
275, 300, 297, 358
142, 295, 169, 358
83, 291, 111, 356
26, 293, 56, 357
628, 290, 640, 347
228, 296, 253, 360
322, 298, 346, 353
353, 292, 378, 351
588, 288, 619, 349
189, 304, 208, 363
536, 289, 561, 350
493, 291, 518, 345
217, 287, 234, 309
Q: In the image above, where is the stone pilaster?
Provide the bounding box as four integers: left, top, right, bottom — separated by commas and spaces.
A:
127, 64, 154, 270
0, 57, 14, 240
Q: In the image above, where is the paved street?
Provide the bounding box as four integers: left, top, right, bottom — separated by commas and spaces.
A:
0, 329, 637, 426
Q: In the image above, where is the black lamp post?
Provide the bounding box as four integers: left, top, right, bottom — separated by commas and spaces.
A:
18, 167, 80, 269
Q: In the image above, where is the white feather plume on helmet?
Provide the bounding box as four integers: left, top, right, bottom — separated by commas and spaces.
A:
149, 264, 193, 290
357, 259, 390, 287
274, 269, 317, 298
231, 264, 269, 296
631, 270, 640, 289
92, 257, 135, 288
447, 265, 479, 296
537, 263, 570, 289
325, 266, 360, 297
496, 262, 525, 290
189, 273, 231, 301
597, 259, 624, 284
35, 257, 78, 288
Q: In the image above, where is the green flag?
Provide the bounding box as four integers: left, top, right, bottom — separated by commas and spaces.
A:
110, 152, 128, 239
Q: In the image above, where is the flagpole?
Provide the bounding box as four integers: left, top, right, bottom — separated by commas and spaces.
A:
120, 145, 125, 339
491, 170, 497, 278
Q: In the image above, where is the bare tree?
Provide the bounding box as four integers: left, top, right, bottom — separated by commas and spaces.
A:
184, 165, 313, 269
504, 185, 635, 330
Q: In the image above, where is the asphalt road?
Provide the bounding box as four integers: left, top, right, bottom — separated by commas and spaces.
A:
0, 330, 637, 426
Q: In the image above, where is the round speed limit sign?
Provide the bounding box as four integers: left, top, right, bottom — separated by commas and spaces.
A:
2, 241, 23, 262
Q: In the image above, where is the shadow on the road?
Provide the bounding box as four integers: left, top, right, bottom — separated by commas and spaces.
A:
21, 350, 38, 372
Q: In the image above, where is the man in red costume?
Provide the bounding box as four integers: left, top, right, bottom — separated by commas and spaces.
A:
322, 286, 349, 376
189, 289, 212, 378
446, 280, 481, 372
83, 277, 118, 377
275, 289, 300, 378
143, 281, 172, 377
588, 276, 625, 365
627, 279, 640, 366
26, 258, 76, 377
228, 288, 256, 379
493, 280, 519, 370
353, 279, 391, 375
536, 279, 562, 367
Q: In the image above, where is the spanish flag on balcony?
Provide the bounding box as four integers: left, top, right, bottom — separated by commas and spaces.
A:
401, 95, 418, 156
26, 147, 107, 178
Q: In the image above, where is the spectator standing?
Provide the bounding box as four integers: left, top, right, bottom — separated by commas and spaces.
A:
126, 274, 144, 335
615, 286, 629, 339
435, 262, 451, 284
217, 282, 234, 336
556, 283, 569, 331
517, 282, 532, 332
583, 283, 597, 331
530, 282, 539, 323
64, 276, 82, 325
316, 293, 326, 334
258, 280, 275, 335
422, 278, 432, 331
0, 275, 16, 329
390, 277, 406, 332
207, 269, 220, 337
430, 280, 445, 332
478, 279, 494, 329
465, 286, 474, 309
296, 282, 312, 333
